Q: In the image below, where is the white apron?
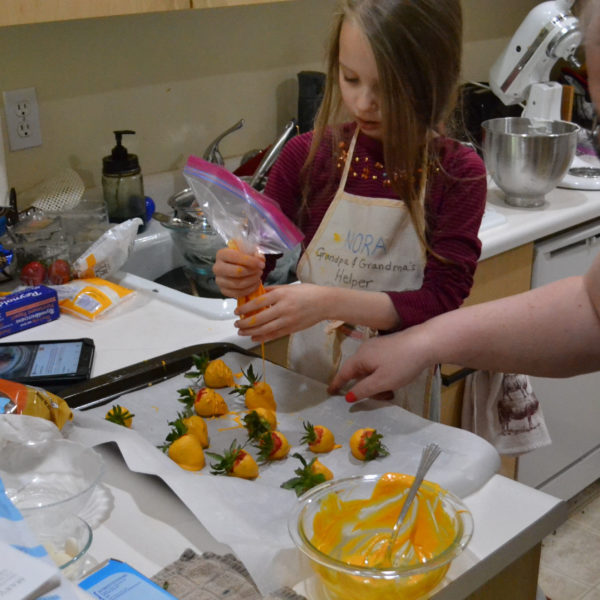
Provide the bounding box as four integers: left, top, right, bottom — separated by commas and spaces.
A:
287, 131, 438, 419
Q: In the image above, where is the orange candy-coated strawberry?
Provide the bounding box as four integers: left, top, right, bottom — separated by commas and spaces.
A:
105, 405, 134, 428
168, 434, 206, 471
300, 421, 335, 453
194, 388, 228, 417
349, 428, 389, 461
258, 430, 290, 462
207, 440, 259, 480
183, 414, 209, 448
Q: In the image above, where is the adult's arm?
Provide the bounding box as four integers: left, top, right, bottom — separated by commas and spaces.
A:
329, 256, 600, 400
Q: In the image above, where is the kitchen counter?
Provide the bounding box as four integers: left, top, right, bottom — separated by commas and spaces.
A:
88, 441, 564, 599
480, 180, 600, 260
4, 172, 590, 598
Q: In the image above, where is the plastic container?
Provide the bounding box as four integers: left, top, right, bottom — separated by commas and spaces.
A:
53, 196, 111, 261
9, 211, 70, 267
102, 130, 146, 231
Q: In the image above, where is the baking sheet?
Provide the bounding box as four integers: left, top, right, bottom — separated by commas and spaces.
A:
67, 351, 500, 594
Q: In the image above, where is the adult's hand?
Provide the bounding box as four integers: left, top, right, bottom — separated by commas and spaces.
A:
328, 326, 434, 402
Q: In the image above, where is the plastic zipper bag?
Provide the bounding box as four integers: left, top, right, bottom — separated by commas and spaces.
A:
183, 156, 303, 255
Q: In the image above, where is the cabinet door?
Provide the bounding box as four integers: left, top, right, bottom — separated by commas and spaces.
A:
0, 1, 189, 27
440, 243, 534, 479
191, 0, 293, 6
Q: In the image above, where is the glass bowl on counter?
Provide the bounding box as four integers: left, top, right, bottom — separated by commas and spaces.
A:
0, 438, 105, 531
288, 472, 473, 600
33, 514, 95, 580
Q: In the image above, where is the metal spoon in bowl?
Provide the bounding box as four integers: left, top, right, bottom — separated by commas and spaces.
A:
383, 442, 442, 565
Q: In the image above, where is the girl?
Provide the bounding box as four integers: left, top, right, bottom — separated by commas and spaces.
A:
213, 0, 486, 419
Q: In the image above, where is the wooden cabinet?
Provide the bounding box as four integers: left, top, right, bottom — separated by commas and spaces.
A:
0, 1, 189, 26
191, 0, 293, 6
0, 0, 292, 27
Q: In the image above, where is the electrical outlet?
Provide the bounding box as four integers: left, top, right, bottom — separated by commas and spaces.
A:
3, 87, 42, 151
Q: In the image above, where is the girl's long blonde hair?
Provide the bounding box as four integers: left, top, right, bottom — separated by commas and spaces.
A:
302, 0, 463, 249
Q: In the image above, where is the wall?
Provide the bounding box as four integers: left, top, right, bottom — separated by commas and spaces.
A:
0, 0, 538, 203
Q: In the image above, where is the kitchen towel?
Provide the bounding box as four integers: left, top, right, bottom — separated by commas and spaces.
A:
152, 549, 306, 600
462, 371, 551, 456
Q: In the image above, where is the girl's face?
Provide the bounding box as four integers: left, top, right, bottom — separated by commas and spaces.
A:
338, 19, 382, 140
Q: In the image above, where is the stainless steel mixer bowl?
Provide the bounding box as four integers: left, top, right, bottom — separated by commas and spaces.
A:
482, 117, 579, 207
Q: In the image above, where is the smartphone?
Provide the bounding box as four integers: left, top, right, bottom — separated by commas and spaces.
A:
0, 338, 95, 391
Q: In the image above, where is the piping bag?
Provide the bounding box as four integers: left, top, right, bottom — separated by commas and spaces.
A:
183, 156, 304, 310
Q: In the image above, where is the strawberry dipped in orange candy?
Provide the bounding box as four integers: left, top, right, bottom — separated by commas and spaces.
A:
257, 430, 290, 462
243, 408, 276, 442
105, 405, 134, 428
349, 428, 389, 461
188, 353, 234, 389
160, 419, 206, 471
178, 386, 228, 418
194, 387, 228, 417
311, 458, 334, 481
207, 440, 259, 480
300, 420, 335, 453
231, 364, 276, 411
281, 453, 334, 496
168, 435, 206, 471
182, 414, 209, 448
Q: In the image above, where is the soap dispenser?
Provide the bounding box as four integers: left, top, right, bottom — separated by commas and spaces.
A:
102, 130, 146, 231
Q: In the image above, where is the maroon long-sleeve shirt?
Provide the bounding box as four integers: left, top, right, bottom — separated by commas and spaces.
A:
264, 124, 487, 331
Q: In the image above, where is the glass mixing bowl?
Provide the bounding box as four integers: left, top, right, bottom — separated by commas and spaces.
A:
0, 438, 104, 530
288, 473, 473, 600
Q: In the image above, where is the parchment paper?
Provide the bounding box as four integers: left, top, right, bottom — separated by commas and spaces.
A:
67, 352, 500, 594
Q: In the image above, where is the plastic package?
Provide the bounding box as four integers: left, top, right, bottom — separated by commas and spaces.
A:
183, 156, 303, 255
52, 277, 135, 321
0, 285, 60, 337
0, 379, 73, 430
72, 218, 142, 279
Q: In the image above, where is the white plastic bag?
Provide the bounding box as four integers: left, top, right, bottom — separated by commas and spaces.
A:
73, 218, 142, 279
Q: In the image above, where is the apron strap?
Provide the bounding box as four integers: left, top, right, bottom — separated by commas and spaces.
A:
339, 130, 360, 191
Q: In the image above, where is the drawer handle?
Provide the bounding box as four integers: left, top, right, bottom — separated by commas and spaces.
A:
441, 367, 475, 387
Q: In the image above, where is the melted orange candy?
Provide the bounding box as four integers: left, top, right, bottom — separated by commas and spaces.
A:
310, 473, 458, 600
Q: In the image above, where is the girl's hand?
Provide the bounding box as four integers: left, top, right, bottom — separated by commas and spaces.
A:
234, 283, 328, 342
213, 247, 265, 299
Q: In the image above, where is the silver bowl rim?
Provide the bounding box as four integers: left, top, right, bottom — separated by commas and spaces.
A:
481, 116, 580, 138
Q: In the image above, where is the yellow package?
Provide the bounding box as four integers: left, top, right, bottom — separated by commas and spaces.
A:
53, 277, 135, 320
0, 378, 73, 430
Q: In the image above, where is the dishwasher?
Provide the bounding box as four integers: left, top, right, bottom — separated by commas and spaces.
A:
517, 217, 600, 500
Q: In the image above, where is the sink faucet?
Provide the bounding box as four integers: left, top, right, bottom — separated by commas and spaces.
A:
202, 119, 244, 166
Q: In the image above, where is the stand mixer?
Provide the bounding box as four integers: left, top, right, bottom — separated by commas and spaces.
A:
489, 0, 600, 190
